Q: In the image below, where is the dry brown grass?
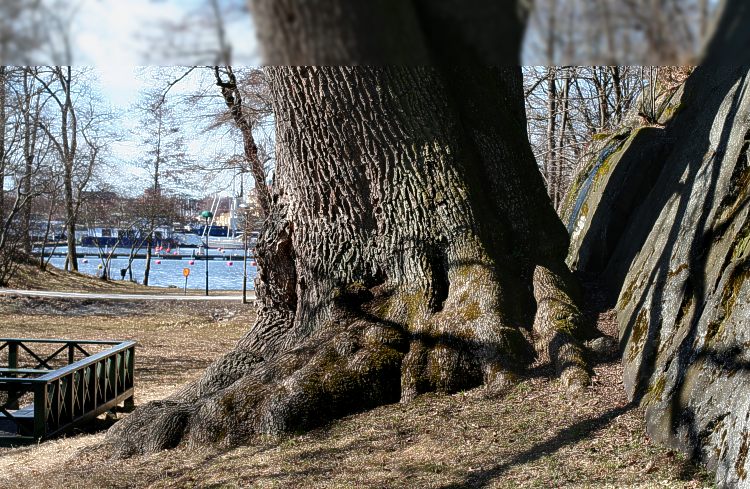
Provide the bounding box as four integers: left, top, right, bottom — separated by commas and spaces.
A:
0, 297, 712, 489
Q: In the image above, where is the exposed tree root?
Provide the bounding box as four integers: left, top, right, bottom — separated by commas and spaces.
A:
107, 268, 592, 457
532, 264, 593, 390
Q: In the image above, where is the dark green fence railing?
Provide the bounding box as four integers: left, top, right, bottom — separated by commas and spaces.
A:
0, 338, 136, 445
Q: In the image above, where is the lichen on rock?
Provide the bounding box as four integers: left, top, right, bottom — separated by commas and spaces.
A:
564, 53, 750, 487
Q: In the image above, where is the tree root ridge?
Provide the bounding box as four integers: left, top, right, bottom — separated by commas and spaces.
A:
108, 400, 193, 458
532, 264, 595, 391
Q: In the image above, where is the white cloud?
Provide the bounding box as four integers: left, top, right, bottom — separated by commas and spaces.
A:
75, 0, 182, 65
73, 0, 185, 109
66, 0, 260, 197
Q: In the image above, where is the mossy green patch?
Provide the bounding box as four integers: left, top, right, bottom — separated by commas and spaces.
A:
675, 292, 694, 327
628, 309, 649, 362
667, 264, 689, 279
371, 297, 393, 319
401, 291, 427, 323
642, 375, 666, 406
593, 139, 627, 189
659, 101, 685, 122
736, 431, 750, 480
723, 266, 748, 315
704, 320, 724, 346
618, 279, 638, 310
345, 281, 368, 295
733, 233, 750, 262
461, 301, 481, 322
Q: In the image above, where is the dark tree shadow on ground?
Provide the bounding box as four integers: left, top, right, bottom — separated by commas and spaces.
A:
438, 403, 634, 488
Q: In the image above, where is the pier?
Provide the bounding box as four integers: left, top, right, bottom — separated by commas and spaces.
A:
0, 338, 136, 445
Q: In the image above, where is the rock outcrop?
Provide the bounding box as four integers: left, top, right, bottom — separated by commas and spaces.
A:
562, 4, 750, 486
562, 85, 683, 298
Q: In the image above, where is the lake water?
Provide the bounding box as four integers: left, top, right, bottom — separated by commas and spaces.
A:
44, 247, 257, 291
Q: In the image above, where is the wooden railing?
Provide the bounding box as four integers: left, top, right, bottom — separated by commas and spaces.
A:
0, 339, 136, 445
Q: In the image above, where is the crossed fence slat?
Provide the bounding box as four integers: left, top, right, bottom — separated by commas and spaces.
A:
0, 339, 136, 445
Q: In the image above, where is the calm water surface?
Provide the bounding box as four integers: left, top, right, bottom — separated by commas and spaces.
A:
44, 246, 257, 291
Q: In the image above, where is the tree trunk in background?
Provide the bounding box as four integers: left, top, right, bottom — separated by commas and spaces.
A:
593, 68, 609, 130
20, 153, 33, 253
60, 67, 79, 272
20, 69, 38, 254
143, 162, 159, 287
143, 236, 152, 286
546, 67, 558, 201
64, 162, 77, 272
611, 66, 623, 124
555, 73, 572, 209
0, 66, 6, 225
107, 1, 592, 456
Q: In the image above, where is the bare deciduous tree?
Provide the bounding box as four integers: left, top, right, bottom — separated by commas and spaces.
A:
36, 66, 108, 271
0, 67, 54, 284
135, 88, 192, 286
213, 66, 271, 216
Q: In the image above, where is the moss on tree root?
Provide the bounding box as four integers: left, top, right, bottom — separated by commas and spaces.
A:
107, 263, 593, 456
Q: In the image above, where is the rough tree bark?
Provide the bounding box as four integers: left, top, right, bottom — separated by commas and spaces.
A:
107, 1, 593, 456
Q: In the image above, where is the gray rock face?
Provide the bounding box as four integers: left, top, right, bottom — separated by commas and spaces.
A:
562, 4, 750, 485
563, 125, 674, 294
615, 63, 750, 488
561, 82, 685, 299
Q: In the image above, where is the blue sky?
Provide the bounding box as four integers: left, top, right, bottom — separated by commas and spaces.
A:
68, 0, 261, 197
75, 0, 258, 108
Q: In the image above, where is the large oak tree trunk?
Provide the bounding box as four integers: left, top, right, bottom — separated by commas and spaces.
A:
107, 2, 592, 456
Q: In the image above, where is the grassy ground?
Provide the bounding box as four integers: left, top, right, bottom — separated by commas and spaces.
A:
0, 296, 713, 488
6, 260, 240, 295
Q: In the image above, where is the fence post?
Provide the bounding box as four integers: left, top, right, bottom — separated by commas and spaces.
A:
33, 383, 47, 440
124, 346, 135, 412
7, 342, 19, 410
